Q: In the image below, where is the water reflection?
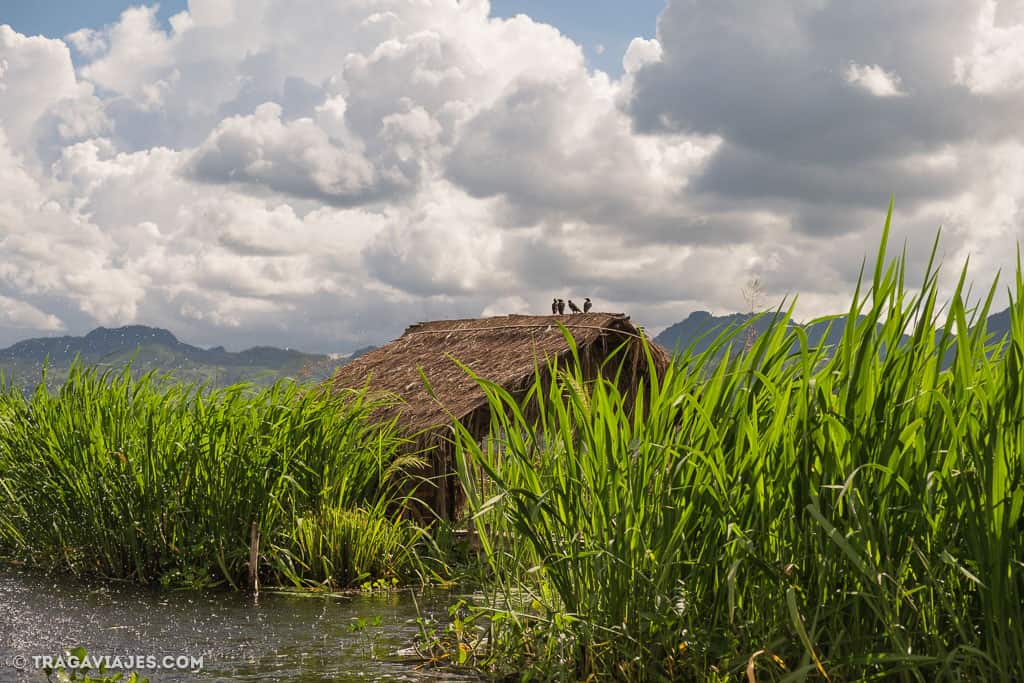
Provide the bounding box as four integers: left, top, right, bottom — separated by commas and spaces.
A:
0, 565, 476, 682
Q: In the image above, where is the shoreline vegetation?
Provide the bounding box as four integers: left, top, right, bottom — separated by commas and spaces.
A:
2, 208, 1023, 680
0, 372, 429, 591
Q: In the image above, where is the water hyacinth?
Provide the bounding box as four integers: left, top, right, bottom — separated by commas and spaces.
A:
454, 205, 1024, 680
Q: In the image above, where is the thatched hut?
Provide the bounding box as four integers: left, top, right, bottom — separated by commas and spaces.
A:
329, 313, 669, 521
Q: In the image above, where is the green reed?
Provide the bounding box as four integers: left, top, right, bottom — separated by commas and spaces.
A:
454, 204, 1024, 680
0, 368, 423, 589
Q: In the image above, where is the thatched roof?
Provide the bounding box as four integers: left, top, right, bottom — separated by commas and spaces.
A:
330, 312, 668, 521
330, 312, 668, 435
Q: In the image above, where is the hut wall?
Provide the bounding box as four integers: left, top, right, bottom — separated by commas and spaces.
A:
406, 331, 666, 522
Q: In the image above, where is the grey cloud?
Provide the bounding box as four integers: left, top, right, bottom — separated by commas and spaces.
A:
693, 143, 966, 217
130, 287, 408, 354
187, 103, 416, 206
630, 1, 1011, 173
615, 211, 766, 247
619, 0, 1024, 310
446, 75, 736, 246
362, 225, 499, 298
216, 232, 295, 257
500, 235, 579, 289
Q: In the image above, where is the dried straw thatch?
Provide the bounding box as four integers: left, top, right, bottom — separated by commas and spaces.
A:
329, 312, 669, 521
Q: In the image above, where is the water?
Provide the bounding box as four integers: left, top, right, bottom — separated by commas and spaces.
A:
0, 565, 477, 682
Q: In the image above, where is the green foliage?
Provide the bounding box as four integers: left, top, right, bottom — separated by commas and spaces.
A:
413, 597, 487, 671
0, 369, 423, 589
454, 206, 1024, 680
0, 340, 329, 397
44, 647, 148, 683
283, 505, 421, 587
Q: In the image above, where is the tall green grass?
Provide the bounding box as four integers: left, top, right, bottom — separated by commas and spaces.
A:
0, 368, 423, 589
455, 209, 1024, 680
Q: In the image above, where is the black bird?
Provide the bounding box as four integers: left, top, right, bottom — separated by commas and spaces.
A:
557, 299, 566, 315
583, 297, 592, 313
551, 298, 558, 315
567, 299, 581, 314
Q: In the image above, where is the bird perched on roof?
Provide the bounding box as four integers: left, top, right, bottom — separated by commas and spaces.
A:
568, 299, 581, 314
583, 297, 592, 313
557, 299, 566, 315
551, 298, 558, 315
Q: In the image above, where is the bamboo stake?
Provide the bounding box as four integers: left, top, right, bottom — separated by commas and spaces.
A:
248, 521, 260, 598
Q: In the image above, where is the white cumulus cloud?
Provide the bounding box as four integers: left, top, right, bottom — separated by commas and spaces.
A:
1, 0, 1024, 353
844, 62, 907, 97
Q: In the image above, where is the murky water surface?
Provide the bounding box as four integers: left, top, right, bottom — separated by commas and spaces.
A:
0, 565, 476, 682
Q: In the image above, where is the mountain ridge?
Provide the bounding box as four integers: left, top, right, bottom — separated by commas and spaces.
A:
0, 306, 1014, 395
0, 324, 370, 394
653, 306, 1016, 357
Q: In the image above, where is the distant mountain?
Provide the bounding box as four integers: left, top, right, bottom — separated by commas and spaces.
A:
654, 306, 1018, 360
655, 311, 798, 356
1, 325, 183, 364
0, 325, 360, 394
281, 344, 379, 384
347, 345, 378, 361
985, 307, 1012, 341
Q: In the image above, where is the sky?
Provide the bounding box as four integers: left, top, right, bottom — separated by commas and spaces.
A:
0, 1, 665, 75
0, 0, 1023, 353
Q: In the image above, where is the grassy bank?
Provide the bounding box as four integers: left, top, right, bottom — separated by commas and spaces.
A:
454, 215, 1024, 680
0, 369, 424, 589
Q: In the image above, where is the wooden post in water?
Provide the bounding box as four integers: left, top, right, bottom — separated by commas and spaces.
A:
248, 521, 260, 597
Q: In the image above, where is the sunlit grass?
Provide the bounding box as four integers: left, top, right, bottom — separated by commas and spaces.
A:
455, 203, 1024, 680
0, 369, 424, 589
